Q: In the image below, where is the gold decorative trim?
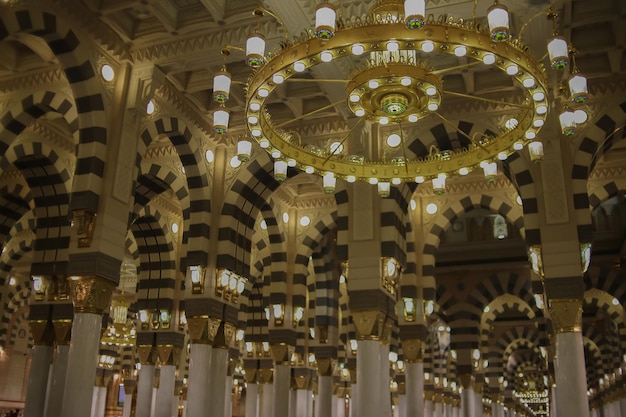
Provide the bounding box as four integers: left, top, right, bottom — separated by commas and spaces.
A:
402, 339, 423, 363
29, 320, 54, 346
549, 298, 583, 333
69, 276, 115, 315
352, 310, 386, 340
316, 358, 335, 377
271, 343, 291, 365
52, 319, 72, 345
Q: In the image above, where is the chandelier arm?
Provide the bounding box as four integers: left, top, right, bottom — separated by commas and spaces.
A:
397, 122, 411, 177
254, 6, 290, 40
274, 98, 346, 129
321, 117, 366, 166
442, 90, 532, 109
285, 78, 348, 83
518, 9, 550, 41
432, 112, 489, 154
431, 61, 482, 75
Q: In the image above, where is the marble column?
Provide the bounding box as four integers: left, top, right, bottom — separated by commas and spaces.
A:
186, 343, 212, 417
380, 343, 391, 417
224, 374, 233, 417
23, 343, 53, 417
397, 393, 406, 417
350, 382, 357, 417
434, 394, 443, 417
316, 375, 333, 417
461, 387, 475, 417
94, 385, 107, 417
136, 364, 155, 417
296, 388, 309, 417
289, 386, 297, 417
357, 340, 382, 417
44, 341, 70, 417
262, 381, 274, 417
272, 362, 291, 417
551, 299, 590, 417
620, 397, 626, 417
424, 391, 434, 417
61, 277, 114, 417
209, 347, 229, 416
245, 369, 259, 417
155, 365, 176, 417
405, 360, 425, 417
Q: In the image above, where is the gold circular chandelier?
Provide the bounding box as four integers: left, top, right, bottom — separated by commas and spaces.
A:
213, 1, 588, 193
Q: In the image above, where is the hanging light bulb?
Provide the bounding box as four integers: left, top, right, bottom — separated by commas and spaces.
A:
568, 72, 588, 104
378, 182, 391, 198
246, 31, 266, 67
213, 66, 232, 102
323, 172, 336, 194
213, 106, 229, 134
547, 36, 569, 70
315, 3, 336, 39
237, 139, 252, 162
482, 162, 498, 183
528, 141, 544, 163
487, 1, 509, 41
274, 160, 288, 181
404, 0, 425, 29
432, 173, 446, 195
559, 107, 577, 136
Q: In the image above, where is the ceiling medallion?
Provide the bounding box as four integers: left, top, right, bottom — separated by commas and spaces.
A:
214, 1, 588, 194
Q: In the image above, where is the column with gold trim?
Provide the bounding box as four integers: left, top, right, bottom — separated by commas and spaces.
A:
23, 312, 54, 417
403, 339, 425, 417
550, 298, 590, 417
61, 276, 115, 417
209, 321, 233, 417
245, 366, 259, 417
353, 310, 385, 417
185, 316, 219, 417
271, 343, 292, 417
44, 316, 72, 417
135, 342, 155, 417
315, 358, 334, 417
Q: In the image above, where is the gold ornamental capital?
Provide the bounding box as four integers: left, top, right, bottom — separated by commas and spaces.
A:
271, 343, 291, 365
549, 298, 583, 333
352, 310, 386, 340
402, 339, 423, 362
458, 373, 473, 389
316, 358, 335, 377
29, 320, 55, 346
52, 319, 72, 345
69, 276, 115, 315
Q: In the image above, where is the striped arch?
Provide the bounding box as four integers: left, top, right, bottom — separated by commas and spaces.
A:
406, 120, 498, 159
479, 294, 536, 348
0, 229, 35, 287
0, 10, 111, 213
131, 207, 176, 314
4, 141, 73, 273
333, 184, 349, 261
502, 338, 544, 369
583, 288, 626, 352
8, 308, 31, 349
125, 230, 139, 263
422, 194, 525, 280
0, 180, 33, 247
582, 336, 604, 388
132, 163, 189, 224
588, 179, 626, 209
138, 117, 210, 268
311, 232, 340, 354
501, 151, 541, 246
488, 326, 541, 388
0, 282, 32, 349
571, 102, 626, 242
381, 183, 414, 267
0, 90, 78, 156
217, 157, 280, 277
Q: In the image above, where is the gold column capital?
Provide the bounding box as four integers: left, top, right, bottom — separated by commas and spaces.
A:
352, 310, 386, 341
397, 381, 406, 395
402, 339, 423, 363
123, 380, 137, 395
156, 345, 180, 366
294, 375, 311, 390
260, 368, 274, 384
244, 369, 257, 384
137, 345, 155, 365
424, 390, 434, 401
29, 320, 55, 346
316, 358, 335, 377
458, 373, 473, 389
549, 298, 583, 333
69, 276, 115, 315
187, 316, 210, 344
270, 343, 291, 365
52, 319, 72, 345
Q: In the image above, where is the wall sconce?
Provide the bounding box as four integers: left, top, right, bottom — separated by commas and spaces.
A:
293, 306, 304, 328
138, 309, 150, 330
272, 304, 285, 326
580, 242, 592, 273
245, 342, 254, 357
424, 300, 435, 315
402, 297, 416, 322
179, 311, 187, 331
216, 269, 230, 297
262, 341, 271, 356
349, 339, 358, 355
381, 257, 400, 295
72, 209, 97, 248
189, 265, 206, 294
111, 294, 129, 330
159, 309, 172, 329
235, 329, 244, 342
150, 309, 161, 330
308, 352, 316, 366
32, 276, 47, 301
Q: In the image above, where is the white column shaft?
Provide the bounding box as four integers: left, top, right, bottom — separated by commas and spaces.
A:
289, 387, 297, 417
296, 389, 309, 417
136, 364, 155, 417
357, 340, 381, 417
435, 400, 443, 417
425, 400, 433, 417
224, 376, 233, 417
406, 362, 424, 416
96, 386, 107, 417
461, 387, 475, 417
208, 348, 229, 416
398, 394, 406, 417
155, 365, 176, 417
23, 344, 53, 417
350, 383, 357, 417
186, 343, 212, 417
262, 383, 274, 417
44, 344, 70, 417
246, 383, 259, 417
61, 313, 103, 417
380, 343, 391, 417
122, 391, 133, 417
273, 365, 290, 417
554, 332, 590, 417
316, 375, 333, 417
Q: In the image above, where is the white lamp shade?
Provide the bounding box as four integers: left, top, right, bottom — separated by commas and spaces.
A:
547, 36, 569, 69
213, 69, 231, 102
432, 174, 446, 195
237, 139, 252, 162
487, 3, 509, 41
246, 33, 266, 67
213, 108, 229, 134
323, 172, 336, 194
528, 141, 544, 163
568, 73, 588, 103
404, 0, 425, 29
378, 182, 391, 198
482, 162, 498, 182
315, 3, 336, 39
559, 109, 577, 135
274, 160, 288, 181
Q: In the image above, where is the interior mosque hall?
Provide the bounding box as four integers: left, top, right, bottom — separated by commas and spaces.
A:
0, 0, 625, 417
